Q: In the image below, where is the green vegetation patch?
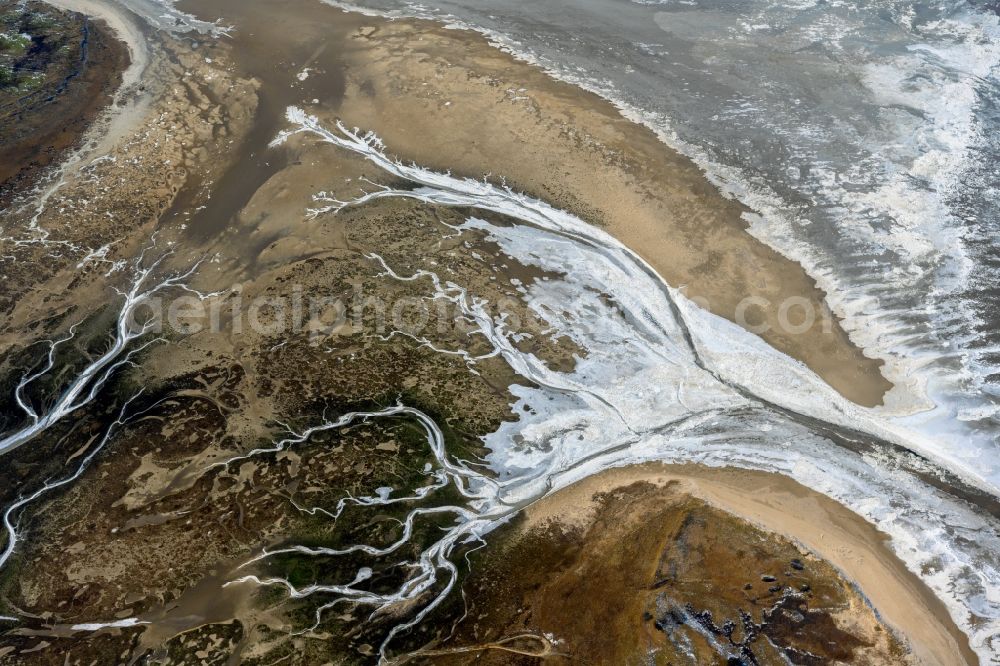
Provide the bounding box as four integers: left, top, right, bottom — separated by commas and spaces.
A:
0, 4, 81, 94
0, 31, 30, 54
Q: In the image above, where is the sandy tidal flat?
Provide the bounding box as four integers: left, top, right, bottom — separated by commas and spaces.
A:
0, 0, 994, 664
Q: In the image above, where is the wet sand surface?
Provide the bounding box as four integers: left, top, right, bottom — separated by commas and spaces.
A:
160, 0, 355, 247
0, 0, 981, 663
0, 4, 259, 334
180, 0, 891, 407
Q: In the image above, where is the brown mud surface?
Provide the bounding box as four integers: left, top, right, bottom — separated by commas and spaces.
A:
0, 120, 581, 663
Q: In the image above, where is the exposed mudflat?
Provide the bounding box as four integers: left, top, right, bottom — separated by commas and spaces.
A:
171, 0, 892, 406
0, 0, 986, 663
